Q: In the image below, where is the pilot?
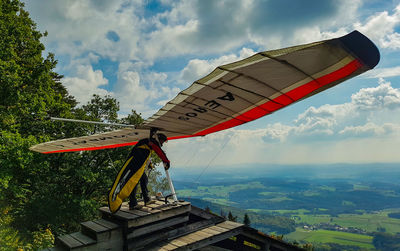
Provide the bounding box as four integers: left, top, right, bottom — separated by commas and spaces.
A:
108, 133, 170, 213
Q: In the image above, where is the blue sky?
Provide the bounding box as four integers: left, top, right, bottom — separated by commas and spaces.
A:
25, 0, 400, 167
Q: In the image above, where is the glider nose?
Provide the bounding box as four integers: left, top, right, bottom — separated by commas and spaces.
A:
338, 30, 380, 70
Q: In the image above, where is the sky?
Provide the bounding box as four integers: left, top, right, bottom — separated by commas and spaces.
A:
24, 0, 400, 168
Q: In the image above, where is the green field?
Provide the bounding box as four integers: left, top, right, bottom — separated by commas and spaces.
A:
176, 175, 400, 250
286, 228, 374, 249
177, 181, 265, 198
292, 211, 400, 234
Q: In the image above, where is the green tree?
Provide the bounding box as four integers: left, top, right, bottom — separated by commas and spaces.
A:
0, 1, 167, 248
228, 211, 237, 222
243, 213, 251, 226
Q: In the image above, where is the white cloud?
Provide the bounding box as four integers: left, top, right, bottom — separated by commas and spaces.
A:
23, 0, 400, 165
178, 48, 256, 84
364, 66, 400, 78
354, 4, 400, 49
114, 71, 159, 116
351, 79, 400, 111
62, 65, 111, 105
140, 0, 362, 57
166, 80, 400, 166
25, 0, 142, 61
200, 79, 400, 151
113, 70, 181, 117
339, 122, 400, 137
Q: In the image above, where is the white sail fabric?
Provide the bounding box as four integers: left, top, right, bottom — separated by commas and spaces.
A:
30, 30, 380, 154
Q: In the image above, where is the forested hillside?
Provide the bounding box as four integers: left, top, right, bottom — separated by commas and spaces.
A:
0, 1, 166, 249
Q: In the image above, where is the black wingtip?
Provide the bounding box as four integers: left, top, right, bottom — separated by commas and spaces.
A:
338, 30, 380, 69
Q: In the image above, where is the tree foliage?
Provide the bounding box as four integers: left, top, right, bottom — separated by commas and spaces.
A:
228, 211, 237, 222
243, 213, 251, 226
0, 0, 167, 247
373, 232, 400, 251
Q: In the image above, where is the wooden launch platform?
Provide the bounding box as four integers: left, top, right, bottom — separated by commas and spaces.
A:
48, 198, 304, 251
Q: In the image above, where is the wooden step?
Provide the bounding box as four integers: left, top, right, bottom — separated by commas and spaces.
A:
56, 232, 96, 250
80, 219, 121, 242
127, 214, 189, 239
99, 201, 191, 229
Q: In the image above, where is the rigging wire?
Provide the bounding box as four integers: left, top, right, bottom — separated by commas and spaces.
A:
106, 151, 118, 173
182, 141, 200, 168
193, 133, 233, 184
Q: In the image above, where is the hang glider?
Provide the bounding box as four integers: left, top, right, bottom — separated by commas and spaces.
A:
30, 30, 380, 154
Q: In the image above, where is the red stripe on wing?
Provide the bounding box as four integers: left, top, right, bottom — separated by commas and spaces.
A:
193, 59, 362, 136
43, 59, 362, 153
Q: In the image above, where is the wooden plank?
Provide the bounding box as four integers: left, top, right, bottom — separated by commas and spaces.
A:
127, 215, 189, 239
127, 203, 190, 228
81, 221, 108, 233
70, 232, 96, 246
127, 217, 219, 250
220, 220, 243, 228
209, 225, 229, 233
169, 239, 187, 247
120, 207, 150, 217
177, 235, 197, 245
115, 210, 139, 221
175, 227, 243, 251
196, 229, 214, 238
128, 209, 150, 216
217, 221, 243, 230
57, 234, 83, 249
201, 227, 221, 236
146, 203, 160, 209
80, 221, 110, 241
157, 242, 179, 251
154, 200, 165, 205
178, 201, 191, 206
147, 241, 174, 251
140, 206, 153, 212
99, 206, 139, 220
93, 219, 119, 230
189, 231, 210, 241
184, 232, 207, 242
190, 206, 216, 220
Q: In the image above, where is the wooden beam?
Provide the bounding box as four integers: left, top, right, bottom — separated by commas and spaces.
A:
127, 203, 190, 228
127, 215, 189, 239
173, 227, 243, 250
127, 214, 220, 250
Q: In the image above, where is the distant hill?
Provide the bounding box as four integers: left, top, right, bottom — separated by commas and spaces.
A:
182, 197, 296, 234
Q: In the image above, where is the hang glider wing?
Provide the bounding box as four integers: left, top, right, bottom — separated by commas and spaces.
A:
143, 30, 379, 138
30, 30, 379, 154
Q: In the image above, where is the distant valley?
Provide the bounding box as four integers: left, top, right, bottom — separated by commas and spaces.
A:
170, 163, 400, 250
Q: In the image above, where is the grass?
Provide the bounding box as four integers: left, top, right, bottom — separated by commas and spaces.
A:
333, 213, 400, 234
286, 228, 374, 249
177, 182, 400, 235
177, 181, 266, 199
353, 184, 370, 190
267, 197, 292, 202
292, 212, 400, 234
318, 185, 336, 192
202, 197, 236, 206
